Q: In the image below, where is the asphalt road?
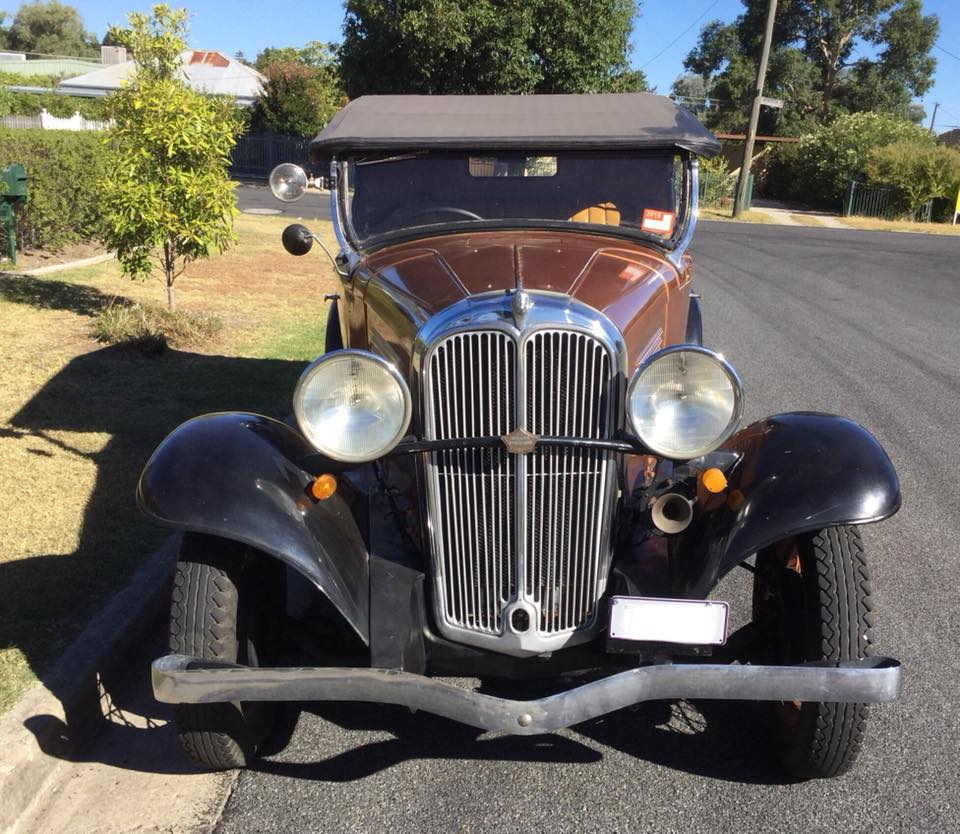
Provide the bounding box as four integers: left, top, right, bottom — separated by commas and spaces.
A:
235, 182, 332, 221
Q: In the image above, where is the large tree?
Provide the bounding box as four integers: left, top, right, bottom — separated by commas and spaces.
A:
684, 0, 938, 135
4, 1, 98, 58
338, 0, 645, 97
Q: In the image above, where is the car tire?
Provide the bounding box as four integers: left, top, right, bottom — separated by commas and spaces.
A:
168, 535, 276, 770
753, 525, 873, 780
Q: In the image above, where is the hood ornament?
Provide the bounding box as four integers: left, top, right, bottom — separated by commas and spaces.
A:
511, 290, 533, 327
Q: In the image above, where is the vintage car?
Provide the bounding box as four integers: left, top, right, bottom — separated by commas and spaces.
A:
143, 93, 901, 779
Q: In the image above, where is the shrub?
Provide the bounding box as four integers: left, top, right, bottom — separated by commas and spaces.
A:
93, 300, 223, 352
785, 112, 933, 207
251, 59, 346, 137
0, 128, 110, 250
865, 142, 960, 217
698, 153, 735, 207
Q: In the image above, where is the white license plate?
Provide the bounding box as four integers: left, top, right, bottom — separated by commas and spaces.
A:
608, 596, 729, 645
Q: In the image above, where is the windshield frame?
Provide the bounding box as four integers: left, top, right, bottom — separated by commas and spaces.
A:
333, 149, 696, 257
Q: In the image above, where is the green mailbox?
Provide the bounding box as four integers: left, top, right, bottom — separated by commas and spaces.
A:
0, 163, 27, 265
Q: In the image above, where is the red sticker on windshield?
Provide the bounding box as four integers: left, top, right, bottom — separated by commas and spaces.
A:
641, 209, 675, 236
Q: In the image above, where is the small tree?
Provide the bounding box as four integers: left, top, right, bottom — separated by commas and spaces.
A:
100, 4, 241, 309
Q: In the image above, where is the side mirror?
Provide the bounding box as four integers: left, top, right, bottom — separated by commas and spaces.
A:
269, 163, 308, 202
282, 223, 314, 256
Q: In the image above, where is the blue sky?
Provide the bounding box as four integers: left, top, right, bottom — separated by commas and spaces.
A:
74, 0, 960, 132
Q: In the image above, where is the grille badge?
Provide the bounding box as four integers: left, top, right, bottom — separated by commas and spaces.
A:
501, 427, 538, 455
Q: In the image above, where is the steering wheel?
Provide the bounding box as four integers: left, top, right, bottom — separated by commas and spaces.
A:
403, 206, 485, 223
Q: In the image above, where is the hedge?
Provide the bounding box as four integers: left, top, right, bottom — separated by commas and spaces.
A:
0, 128, 110, 251
0, 71, 111, 121
780, 112, 933, 208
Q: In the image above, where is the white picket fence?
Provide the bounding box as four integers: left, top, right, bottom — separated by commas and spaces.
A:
1, 109, 108, 131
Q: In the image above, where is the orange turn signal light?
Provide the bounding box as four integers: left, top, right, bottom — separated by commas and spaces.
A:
701, 467, 728, 494
310, 474, 338, 501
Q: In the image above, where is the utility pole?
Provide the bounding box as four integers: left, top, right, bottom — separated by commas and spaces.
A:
928, 102, 939, 134
733, 0, 777, 218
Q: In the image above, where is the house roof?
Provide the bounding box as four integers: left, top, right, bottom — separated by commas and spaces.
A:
310, 93, 721, 158
57, 50, 264, 105
938, 128, 960, 145
0, 54, 102, 77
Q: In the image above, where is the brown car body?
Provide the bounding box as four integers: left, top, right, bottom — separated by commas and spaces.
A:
347, 230, 691, 377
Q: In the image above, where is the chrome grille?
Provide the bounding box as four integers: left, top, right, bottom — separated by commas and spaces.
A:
524, 331, 613, 633
424, 324, 616, 649
427, 332, 516, 634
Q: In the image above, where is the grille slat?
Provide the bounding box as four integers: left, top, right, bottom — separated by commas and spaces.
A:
425, 327, 614, 644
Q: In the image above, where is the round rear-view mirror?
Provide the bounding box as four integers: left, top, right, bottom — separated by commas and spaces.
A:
282, 223, 315, 256
269, 163, 308, 202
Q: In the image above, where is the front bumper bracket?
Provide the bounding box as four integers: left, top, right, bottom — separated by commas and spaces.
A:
152, 654, 900, 736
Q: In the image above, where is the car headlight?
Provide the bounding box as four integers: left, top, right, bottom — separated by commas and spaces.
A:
294, 351, 412, 463
627, 345, 743, 460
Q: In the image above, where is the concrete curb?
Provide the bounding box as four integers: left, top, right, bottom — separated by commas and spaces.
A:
0, 536, 179, 834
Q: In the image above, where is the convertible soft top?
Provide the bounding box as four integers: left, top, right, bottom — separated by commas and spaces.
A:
310, 93, 720, 158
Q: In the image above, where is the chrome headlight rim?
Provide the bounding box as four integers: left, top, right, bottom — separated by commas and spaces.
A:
293, 349, 412, 463
626, 344, 744, 460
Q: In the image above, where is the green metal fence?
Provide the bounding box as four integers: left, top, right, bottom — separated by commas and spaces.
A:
699, 171, 753, 210
843, 180, 933, 222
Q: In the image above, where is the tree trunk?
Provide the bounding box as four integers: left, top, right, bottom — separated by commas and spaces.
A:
164, 239, 176, 311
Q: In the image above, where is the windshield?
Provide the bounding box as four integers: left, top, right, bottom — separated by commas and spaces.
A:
339, 150, 688, 250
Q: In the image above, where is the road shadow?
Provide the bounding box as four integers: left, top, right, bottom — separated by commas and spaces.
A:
1, 280, 311, 750
247, 683, 790, 785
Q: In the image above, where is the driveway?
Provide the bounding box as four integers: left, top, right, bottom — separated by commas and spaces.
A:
19, 222, 960, 833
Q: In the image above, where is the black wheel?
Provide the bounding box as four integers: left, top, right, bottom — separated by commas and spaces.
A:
753, 526, 874, 779
168, 535, 278, 770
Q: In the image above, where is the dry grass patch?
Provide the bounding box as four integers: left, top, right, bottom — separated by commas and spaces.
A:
697, 207, 779, 225
837, 216, 960, 235
0, 213, 339, 713
93, 301, 224, 353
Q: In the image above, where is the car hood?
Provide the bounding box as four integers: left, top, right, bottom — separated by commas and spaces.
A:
353, 230, 689, 378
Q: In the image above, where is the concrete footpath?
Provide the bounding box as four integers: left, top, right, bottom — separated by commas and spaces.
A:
11, 637, 233, 834
748, 198, 851, 228
0, 538, 229, 834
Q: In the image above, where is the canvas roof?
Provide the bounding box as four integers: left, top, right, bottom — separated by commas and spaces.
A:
310, 93, 720, 157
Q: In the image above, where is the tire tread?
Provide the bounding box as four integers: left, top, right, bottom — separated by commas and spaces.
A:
791, 526, 873, 779
168, 540, 253, 770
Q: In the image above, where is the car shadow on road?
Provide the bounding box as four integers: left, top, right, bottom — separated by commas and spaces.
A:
249, 689, 791, 785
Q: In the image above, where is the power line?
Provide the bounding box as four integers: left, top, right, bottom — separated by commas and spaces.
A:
934, 43, 960, 63
638, 0, 721, 71
937, 105, 960, 123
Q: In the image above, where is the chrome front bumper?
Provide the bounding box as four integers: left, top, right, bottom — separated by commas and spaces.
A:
152, 654, 901, 736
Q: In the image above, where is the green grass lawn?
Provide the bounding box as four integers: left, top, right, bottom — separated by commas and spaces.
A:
0, 214, 340, 713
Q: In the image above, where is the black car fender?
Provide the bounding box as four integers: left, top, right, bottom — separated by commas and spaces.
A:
137, 412, 370, 643
670, 412, 901, 598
